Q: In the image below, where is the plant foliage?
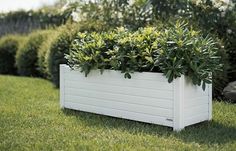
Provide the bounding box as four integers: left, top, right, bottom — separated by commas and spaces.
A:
67, 21, 222, 90
46, 24, 79, 87
0, 35, 23, 74
15, 31, 50, 76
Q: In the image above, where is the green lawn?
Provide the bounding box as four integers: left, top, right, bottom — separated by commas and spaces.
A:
0, 75, 236, 151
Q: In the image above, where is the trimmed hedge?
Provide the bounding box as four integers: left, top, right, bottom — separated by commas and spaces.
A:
45, 24, 79, 87
67, 21, 222, 90
37, 30, 59, 78
15, 30, 51, 76
0, 35, 23, 74
0, 8, 68, 37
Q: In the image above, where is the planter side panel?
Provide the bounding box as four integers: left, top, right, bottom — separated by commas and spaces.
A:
61, 65, 174, 127
183, 79, 211, 126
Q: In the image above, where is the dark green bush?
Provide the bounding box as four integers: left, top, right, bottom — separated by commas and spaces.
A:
46, 24, 79, 87
0, 35, 23, 74
37, 30, 59, 78
67, 21, 222, 90
15, 31, 50, 76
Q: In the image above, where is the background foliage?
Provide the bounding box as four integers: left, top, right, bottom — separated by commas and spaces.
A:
0, 35, 24, 74
46, 24, 79, 87
0, 7, 68, 37
15, 30, 51, 76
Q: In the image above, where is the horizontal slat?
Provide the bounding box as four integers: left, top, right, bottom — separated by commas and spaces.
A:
65, 75, 173, 91
65, 87, 173, 109
184, 96, 209, 108
64, 102, 173, 127
64, 66, 170, 82
65, 80, 173, 100
184, 104, 209, 118
184, 80, 209, 99
184, 112, 209, 126
184, 89, 208, 99
64, 94, 173, 118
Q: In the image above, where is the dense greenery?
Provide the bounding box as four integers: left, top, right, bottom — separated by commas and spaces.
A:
0, 75, 236, 150
149, 0, 235, 97
0, 35, 24, 74
0, 8, 68, 37
46, 24, 79, 87
67, 21, 222, 90
37, 30, 60, 78
15, 31, 51, 76
64, 0, 234, 98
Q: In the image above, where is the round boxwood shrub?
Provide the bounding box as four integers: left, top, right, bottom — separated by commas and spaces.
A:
0, 35, 23, 74
45, 24, 79, 87
67, 21, 222, 90
15, 30, 50, 76
37, 30, 59, 78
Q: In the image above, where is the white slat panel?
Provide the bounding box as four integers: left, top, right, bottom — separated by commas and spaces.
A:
65, 80, 173, 100
64, 67, 169, 82
65, 87, 173, 109
65, 94, 173, 118
61, 65, 212, 130
184, 85, 208, 99
66, 72, 173, 91
184, 104, 209, 118
184, 112, 209, 126
184, 96, 209, 108
64, 102, 173, 127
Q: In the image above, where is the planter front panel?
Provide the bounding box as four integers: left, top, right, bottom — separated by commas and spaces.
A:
183, 81, 211, 126
60, 65, 212, 131
61, 65, 174, 127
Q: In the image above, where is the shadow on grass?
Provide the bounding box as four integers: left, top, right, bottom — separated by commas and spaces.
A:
62, 109, 236, 145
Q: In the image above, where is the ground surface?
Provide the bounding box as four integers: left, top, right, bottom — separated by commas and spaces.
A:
0, 75, 236, 151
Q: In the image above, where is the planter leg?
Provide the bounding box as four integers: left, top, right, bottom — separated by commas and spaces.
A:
173, 76, 185, 131
208, 84, 212, 121
60, 64, 65, 109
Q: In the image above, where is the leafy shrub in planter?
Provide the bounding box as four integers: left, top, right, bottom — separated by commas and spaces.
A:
15, 30, 50, 76
0, 35, 24, 74
67, 21, 222, 90
45, 24, 79, 87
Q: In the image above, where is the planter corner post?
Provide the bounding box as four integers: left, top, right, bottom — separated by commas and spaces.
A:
60, 64, 66, 109
173, 75, 185, 131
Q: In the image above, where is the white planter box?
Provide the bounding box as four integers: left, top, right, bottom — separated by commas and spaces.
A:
60, 64, 212, 131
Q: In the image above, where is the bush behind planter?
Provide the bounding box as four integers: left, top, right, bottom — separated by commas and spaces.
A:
15, 30, 52, 76
0, 35, 24, 74
46, 24, 79, 87
67, 21, 222, 90
37, 30, 60, 78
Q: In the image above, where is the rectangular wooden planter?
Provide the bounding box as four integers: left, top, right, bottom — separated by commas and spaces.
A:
60, 64, 212, 131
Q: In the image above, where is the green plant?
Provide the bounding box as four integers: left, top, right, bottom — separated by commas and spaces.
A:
67, 21, 222, 90
157, 21, 222, 90
37, 30, 60, 78
46, 24, 79, 87
149, 0, 235, 98
0, 35, 23, 74
65, 0, 233, 98
15, 30, 49, 76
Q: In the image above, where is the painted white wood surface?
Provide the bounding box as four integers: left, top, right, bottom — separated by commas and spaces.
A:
60, 64, 212, 131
